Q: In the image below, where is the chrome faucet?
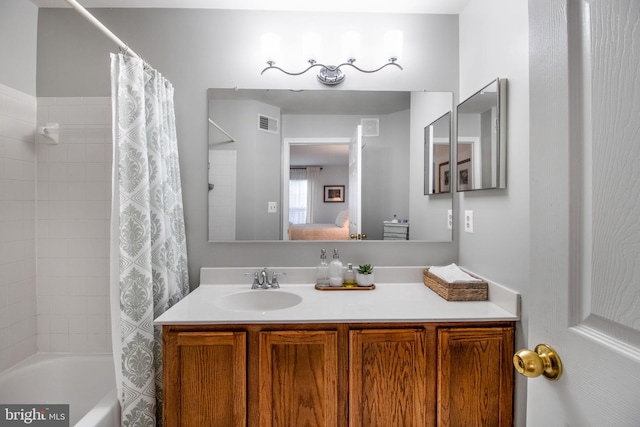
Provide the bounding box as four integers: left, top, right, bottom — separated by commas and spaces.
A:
247, 268, 286, 289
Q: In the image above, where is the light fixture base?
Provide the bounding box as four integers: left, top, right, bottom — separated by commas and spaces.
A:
317, 66, 345, 86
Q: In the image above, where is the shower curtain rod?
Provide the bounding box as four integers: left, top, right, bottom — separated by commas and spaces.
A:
64, 0, 142, 60
208, 118, 236, 143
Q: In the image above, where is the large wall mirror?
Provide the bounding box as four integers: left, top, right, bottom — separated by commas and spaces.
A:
207, 88, 453, 242
456, 78, 507, 191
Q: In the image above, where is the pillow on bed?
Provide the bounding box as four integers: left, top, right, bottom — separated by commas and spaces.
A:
335, 210, 349, 227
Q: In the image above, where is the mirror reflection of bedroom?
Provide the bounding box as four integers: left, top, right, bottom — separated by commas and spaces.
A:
286, 141, 352, 241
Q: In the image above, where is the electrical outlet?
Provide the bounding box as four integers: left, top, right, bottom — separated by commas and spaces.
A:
447, 210, 453, 230
268, 201, 277, 213
464, 210, 474, 233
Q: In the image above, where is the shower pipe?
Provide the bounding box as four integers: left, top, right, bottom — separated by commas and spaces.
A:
64, 0, 142, 60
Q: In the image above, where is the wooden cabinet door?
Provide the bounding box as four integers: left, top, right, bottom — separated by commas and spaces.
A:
164, 331, 247, 427
258, 330, 339, 427
349, 328, 430, 427
437, 327, 514, 427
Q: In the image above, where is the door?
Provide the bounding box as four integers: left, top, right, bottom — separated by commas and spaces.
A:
438, 327, 513, 427
258, 330, 338, 427
349, 329, 430, 427
163, 330, 247, 427
528, 0, 640, 424
348, 125, 362, 238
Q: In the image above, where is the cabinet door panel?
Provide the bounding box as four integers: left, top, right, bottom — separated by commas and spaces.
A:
173, 332, 246, 427
438, 327, 514, 427
259, 330, 338, 427
349, 329, 429, 427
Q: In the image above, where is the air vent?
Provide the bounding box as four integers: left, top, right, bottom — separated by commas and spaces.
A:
361, 118, 379, 137
258, 114, 279, 134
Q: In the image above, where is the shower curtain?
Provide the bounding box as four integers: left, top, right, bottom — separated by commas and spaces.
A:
110, 53, 190, 426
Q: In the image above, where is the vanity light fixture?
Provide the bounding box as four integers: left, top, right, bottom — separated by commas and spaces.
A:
260, 30, 403, 86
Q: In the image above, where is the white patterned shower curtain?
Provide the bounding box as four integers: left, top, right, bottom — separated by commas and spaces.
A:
109, 53, 190, 426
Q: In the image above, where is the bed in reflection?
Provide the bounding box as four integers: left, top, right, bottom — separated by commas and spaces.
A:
288, 210, 350, 240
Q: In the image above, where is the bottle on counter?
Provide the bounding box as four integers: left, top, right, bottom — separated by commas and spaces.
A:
343, 263, 356, 287
329, 248, 344, 287
316, 249, 330, 287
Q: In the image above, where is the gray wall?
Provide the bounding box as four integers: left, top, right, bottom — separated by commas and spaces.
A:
313, 166, 349, 224
459, 0, 529, 425
209, 99, 281, 240
36, 9, 460, 284
0, 0, 38, 95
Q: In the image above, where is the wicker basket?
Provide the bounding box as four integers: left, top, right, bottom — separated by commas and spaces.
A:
423, 268, 488, 301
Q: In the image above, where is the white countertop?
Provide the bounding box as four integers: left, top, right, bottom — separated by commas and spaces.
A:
155, 279, 519, 325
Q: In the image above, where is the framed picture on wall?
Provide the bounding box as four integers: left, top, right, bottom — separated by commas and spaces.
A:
438, 161, 450, 193
457, 158, 472, 191
324, 185, 345, 202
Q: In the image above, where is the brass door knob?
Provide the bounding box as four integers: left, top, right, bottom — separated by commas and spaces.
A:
513, 344, 563, 381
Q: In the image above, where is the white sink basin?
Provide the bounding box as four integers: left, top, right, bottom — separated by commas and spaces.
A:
215, 290, 302, 312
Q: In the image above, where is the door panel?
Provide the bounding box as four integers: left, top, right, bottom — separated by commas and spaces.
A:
258, 330, 338, 427
438, 327, 514, 427
529, 0, 640, 424
349, 329, 431, 427
171, 332, 247, 427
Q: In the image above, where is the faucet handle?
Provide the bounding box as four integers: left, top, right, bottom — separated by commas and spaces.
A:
245, 272, 260, 289
271, 271, 286, 288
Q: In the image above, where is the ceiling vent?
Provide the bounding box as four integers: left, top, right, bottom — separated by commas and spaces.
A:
258, 114, 279, 134
361, 118, 379, 137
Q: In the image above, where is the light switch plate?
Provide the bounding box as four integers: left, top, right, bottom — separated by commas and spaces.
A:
268, 201, 277, 213
464, 210, 474, 233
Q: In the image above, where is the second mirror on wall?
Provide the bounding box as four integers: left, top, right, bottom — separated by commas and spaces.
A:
424, 111, 452, 195
456, 78, 507, 192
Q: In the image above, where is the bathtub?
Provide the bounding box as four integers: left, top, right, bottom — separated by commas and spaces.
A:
0, 353, 120, 426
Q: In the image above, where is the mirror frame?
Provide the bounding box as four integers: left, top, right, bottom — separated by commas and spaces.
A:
455, 78, 507, 191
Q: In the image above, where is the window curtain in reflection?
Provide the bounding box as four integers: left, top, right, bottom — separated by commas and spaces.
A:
109, 53, 190, 427
306, 167, 321, 224
289, 168, 307, 224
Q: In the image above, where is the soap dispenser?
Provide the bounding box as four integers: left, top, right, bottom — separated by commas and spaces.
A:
316, 249, 330, 287
343, 263, 356, 287
329, 248, 344, 287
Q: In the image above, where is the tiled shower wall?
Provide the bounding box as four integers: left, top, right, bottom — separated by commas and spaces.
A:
0, 83, 37, 372
36, 97, 112, 353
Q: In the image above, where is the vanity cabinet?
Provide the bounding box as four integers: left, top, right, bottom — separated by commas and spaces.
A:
162, 322, 514, 427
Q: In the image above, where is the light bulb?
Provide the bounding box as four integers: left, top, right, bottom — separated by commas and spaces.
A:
384, 30, 403, 61
261, 33, 281, 64
302, 32, 322, 63
342, 31, 361, 61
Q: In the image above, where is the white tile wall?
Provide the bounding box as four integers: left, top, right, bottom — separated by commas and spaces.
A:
36, 96, 112, 354
0, 83, 37, 373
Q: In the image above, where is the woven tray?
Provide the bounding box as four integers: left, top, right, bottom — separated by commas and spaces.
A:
423, 268, 487, 301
